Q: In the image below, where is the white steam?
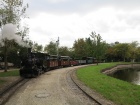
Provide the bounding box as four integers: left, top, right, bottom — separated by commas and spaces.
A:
2, 23, 17, 40
0, 23, 29, 47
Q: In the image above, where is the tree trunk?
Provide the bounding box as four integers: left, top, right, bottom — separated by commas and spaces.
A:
96, 58, 99, 65
123, 58, 125, 62
97, 61, 98, 65
4, 40, 8, 72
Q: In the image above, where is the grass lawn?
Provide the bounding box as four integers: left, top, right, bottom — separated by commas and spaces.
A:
76, 63, 140, 105
0, 69, 19, 77
0, 69, 19, 86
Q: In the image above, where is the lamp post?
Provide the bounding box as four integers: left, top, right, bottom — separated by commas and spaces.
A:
56, 37, 59, 56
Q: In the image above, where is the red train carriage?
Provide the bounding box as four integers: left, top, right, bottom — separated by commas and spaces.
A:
48, 55, 59, 69
60, 56, 71, 67
70, 59, 79, 66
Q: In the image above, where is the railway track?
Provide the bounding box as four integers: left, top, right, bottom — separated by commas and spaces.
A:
66, 69, 101, 105
70, 68, 116, 105
0, 78, 30, 105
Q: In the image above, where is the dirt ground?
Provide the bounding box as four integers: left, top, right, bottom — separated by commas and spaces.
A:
0, 76, 20, 92
4, 65, 99, 105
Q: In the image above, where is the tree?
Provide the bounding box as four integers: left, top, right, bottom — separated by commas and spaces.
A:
0, 0, 28, 25
73, 38, 87, 59
85, 37, 94, 57
59, 46, 70, 56
44, 41, 57, 55
90, 31, 106, 65
68, 48, 75, 59
105, 44, 116, 62
0, 0, 28, 72
114, 43, 131, 62
129, 41, 139, 62
135, 47, 140, 62
32, 42, 43, 52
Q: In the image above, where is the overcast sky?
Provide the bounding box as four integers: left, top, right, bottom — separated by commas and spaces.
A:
23, 0, 140, 48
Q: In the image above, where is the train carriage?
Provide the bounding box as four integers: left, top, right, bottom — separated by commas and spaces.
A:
48, 55, 59, 69
70, 59, 79, 66
77, 57, 87, 65
60, 56, 71, 67
86, 57, 94, 64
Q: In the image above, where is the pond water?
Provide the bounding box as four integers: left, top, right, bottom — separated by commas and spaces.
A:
108, 68, 140, 85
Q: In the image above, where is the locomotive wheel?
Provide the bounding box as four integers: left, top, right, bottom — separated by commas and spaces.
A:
41, 70, 44, 74
33, 72, 39, 78
19, 71, 22, 77
44, 69, 48, 72
36, 70, 40, 76
19, 70, 25, 77
32, 69, 39, 77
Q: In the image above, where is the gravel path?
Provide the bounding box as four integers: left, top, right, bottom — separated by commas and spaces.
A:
5, 65, 99, 105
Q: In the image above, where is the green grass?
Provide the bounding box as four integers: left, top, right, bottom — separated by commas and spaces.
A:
0, 69, 19, 77
76, 63, 140, 105
0, 69, 19, 86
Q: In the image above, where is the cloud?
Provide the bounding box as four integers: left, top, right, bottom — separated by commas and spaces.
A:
46, 0, 69, 3
28, 6, 140, 47
23, 0, 140, 48
25, 0, 140, 17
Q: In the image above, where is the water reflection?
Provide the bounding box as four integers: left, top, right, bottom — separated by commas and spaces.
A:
108, 68, 140, 85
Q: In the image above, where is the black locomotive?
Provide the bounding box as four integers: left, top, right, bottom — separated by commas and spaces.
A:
20, 48, 49, 77
19, 48, 96, 77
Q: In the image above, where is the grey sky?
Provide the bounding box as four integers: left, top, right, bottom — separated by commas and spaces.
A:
25, 0, 140, 15
23, 0, 140, 47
